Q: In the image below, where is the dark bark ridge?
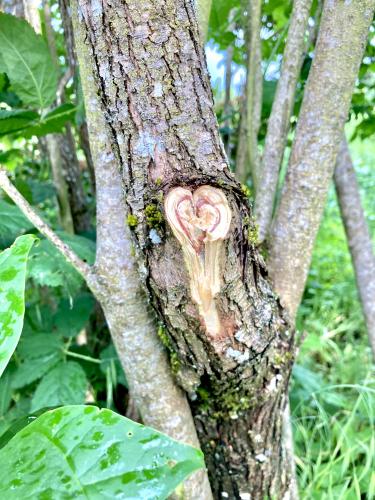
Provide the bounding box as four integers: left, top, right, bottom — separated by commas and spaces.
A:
79, 1, 296, 497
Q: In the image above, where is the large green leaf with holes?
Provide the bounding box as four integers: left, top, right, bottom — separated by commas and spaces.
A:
0, 235, 35, 377
0, 405, 204, 499
0, 13, 57, 109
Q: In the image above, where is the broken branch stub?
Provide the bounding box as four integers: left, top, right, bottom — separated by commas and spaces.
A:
165, 185, 232, 339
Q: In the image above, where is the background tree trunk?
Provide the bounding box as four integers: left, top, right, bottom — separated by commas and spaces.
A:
43, 0, 91, 233
236, 0, 262, 186
58, 0, 97, 195
334, 139, 375, 358
44, 135, 75, 233
268, 0, 374, 319
255, 0, 313, 243
223, 44, 233, 159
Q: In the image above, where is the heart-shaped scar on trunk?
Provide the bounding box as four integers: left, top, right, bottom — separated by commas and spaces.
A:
165, 185, 232, 338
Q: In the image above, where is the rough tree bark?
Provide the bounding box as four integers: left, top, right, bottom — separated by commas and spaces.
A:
70, 3, 213, 498
43, 0, 91, 233
255, 0, 313, 243
268, 0, 374, 319
75, 1, 296, 498
334, 139, 375, 359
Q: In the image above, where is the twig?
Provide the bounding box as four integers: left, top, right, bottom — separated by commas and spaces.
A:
0, 168, 97, 290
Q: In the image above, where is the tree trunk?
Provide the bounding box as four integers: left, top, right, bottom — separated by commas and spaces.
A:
75, 1, 296, 497
58, 0, 97, 195
43, 0, 91, 233
268, 0, 374, 319
334, 139, 375, 359
44, 135, 75, 233
70, 2, 213, 497
236, 0, 262, 187
57, 125, 91, 233
255, 0, 313, 243
223, 45, 233, 159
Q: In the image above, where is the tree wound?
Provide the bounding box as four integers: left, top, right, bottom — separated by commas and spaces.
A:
165, 185, 232, 338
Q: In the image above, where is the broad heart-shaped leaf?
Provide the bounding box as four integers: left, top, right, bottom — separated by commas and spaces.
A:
30, 361, 88, 412
0, 13, 57, 109
0, 235, 35, 377
0, 405, 204, 499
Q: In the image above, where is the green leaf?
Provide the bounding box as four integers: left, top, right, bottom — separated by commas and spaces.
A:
0, 13, 58, 109
0, 396, 30, 438
0, 200, 34, 248
11, 351, 62, 390
0, 148, 24, 171
0, 73, 6, 91
0, 405, 204, 499
52, 294, 94, 337
0, 235, 35, 377
30, 361, 88, 412
0, 406, 47, 450
0, 371, 12, 416
0, 104, 76, 138
17, 333, 62, 360
24, 103, 76, 137
28, 233, 95, 294
0, 109, 39, 136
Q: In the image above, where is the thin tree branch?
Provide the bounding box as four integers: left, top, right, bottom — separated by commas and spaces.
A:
334, 138, 375, 359
255, 0, 313, 243
0, 168, 95, 287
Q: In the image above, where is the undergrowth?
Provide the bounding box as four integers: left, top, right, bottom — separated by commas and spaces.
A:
292, 136, 375, 499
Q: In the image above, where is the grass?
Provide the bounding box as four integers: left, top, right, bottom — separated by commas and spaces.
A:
293, 136, 375, 499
